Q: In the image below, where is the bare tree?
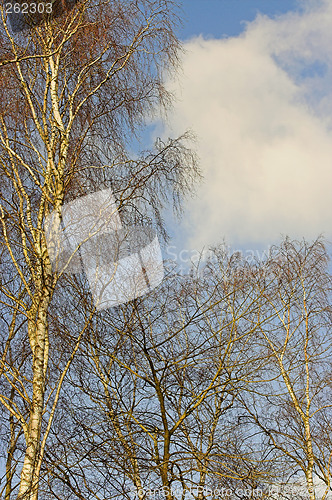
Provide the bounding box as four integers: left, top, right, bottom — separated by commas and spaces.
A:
0, 1, 199, 498
239, 238, 332, 500
42, 249, 277, 500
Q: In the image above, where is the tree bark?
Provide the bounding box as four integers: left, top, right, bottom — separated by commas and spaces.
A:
18, 291, 51, 500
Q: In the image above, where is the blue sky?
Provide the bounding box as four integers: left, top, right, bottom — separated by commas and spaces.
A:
156, 0, 332, 262
178, 0, 301, 40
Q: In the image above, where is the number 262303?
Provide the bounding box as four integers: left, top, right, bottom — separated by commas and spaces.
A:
5, 3, 53, 14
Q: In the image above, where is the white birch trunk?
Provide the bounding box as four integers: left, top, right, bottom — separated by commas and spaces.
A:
18, 293, 50, 500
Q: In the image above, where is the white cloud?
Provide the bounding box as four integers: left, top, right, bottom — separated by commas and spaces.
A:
161, 0, 332, 249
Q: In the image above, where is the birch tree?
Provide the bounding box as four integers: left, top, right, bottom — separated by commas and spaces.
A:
0, 1, 199, 498
240, 239, 332, 500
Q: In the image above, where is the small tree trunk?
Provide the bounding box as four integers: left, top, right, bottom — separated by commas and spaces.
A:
5, 388, 16, 500
305, 416, 316, 500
